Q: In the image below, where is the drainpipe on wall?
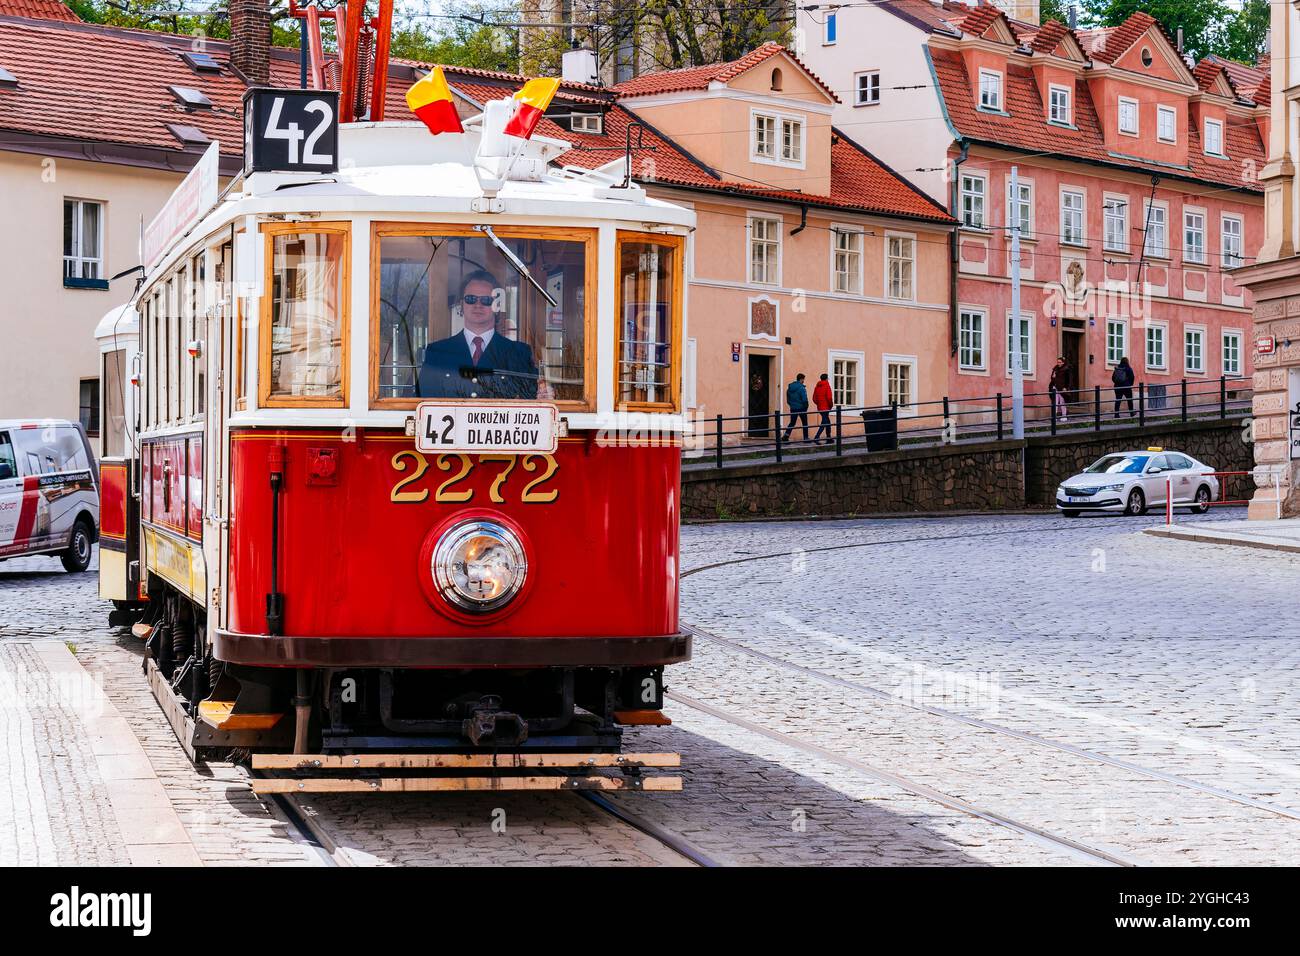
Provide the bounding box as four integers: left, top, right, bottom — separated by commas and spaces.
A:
949, 140, 970, 356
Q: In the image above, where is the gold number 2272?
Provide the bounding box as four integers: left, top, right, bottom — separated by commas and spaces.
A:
389, 452, 559, 505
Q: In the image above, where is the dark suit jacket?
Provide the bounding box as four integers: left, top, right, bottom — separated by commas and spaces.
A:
417, 331, 539, 400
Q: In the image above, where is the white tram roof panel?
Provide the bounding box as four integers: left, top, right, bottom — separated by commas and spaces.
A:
94, 303, 140, 343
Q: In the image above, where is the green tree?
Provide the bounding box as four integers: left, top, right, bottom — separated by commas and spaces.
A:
1220, 0, 1269, 65
1078, 0, 1232, 62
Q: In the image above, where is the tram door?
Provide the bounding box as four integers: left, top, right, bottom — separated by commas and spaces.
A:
747, 354, 772, 438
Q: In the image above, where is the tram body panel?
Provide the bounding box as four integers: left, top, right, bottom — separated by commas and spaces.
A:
220, 430, 681, 643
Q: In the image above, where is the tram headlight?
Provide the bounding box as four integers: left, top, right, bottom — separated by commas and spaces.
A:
432, 520, 527, 613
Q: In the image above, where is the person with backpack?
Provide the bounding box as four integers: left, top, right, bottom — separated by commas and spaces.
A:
782, 373, 810, 442
1111, 356, 1136, 418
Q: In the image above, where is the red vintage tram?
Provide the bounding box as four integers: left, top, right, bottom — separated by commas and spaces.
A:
96, 67, 693, 790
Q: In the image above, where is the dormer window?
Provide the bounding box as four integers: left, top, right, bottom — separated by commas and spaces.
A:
1204, 118, 1225, 156
978, 70, 1003, 111
1118, 97, 1138, 136
752, 110, 804, 167
571, 112, 602, 135
1048, 85, 1071, 125
1157, 105, 1176, 143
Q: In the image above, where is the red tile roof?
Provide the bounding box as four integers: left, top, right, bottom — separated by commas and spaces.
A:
948, 3, 1005, 41
613, 41, 839, 103
1024, 19, 1078, 56
0, 0, 79, 22
1204, 54, 1267, 106
1077, 11, 1181, 67
449, 70, 952, 224
929, 48, 1264, 193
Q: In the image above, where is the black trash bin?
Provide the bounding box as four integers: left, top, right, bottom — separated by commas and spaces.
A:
861, 407, 898, 452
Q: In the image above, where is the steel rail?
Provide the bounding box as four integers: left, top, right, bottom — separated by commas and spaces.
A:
248, 768, 350, 867
573, 790, 721, 868
666, 690, 1141, 867
684, 624, 1300, 824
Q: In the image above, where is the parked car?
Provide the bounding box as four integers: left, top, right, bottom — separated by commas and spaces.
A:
1055, 448, 1220, 517
0, 420, 99, 571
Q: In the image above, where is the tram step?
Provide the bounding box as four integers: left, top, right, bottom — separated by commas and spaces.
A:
252, 752, 680, 770
198, 700, 286, 732
250, 774, 683, 794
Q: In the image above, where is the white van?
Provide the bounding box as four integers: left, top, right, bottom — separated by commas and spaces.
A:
0, 420, 99, 572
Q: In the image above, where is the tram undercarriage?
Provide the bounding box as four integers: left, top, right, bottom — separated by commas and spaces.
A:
133, 578, 675, 771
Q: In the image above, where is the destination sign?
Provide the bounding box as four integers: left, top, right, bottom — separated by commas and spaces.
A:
414, 402, 559, 455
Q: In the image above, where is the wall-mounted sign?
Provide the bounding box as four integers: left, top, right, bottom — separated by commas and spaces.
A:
731, 342, 741, 363
243, 88, 340, 175
415, 402, 558, 455
1257, 335, 1276, 355
142, 140, 220, 271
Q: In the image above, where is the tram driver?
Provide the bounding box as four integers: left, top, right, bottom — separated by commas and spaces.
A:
417, 270, 553, 401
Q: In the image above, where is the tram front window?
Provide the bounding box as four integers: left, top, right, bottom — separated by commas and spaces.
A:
373, 227, 590, 406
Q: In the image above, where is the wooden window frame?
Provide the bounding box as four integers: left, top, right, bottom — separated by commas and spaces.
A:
260, 220, 352, 409
614, 230, 685, 414
369, 222, 597, 412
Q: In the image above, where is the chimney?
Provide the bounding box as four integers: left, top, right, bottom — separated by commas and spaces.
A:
562, 46, 599, 86
230, 0, 270, 86
1068, 4, 1077, 29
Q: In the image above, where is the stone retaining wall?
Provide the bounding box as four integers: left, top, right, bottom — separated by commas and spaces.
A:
681, 418, 1251, 520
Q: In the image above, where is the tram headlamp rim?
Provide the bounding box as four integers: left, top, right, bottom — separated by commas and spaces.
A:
431, 519, 528, 614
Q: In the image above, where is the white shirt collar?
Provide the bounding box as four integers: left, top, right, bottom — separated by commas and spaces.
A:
464, 327, 495, 353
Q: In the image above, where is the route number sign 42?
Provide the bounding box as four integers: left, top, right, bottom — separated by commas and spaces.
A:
243, 88, 340, 175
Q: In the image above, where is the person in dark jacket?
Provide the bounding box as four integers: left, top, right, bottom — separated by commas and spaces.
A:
812, 373, 834, 445
418, 270, 548, 400
1111, 356, 1136, 418
782, 373, 810, 442
1049, 356, 1071, 422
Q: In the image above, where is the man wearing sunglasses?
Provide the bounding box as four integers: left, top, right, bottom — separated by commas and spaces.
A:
418, 270, 549, 400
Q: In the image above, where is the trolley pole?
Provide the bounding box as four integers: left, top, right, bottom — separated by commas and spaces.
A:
1009, 165, 1025, 439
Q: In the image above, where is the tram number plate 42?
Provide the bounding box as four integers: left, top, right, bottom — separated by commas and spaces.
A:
415, 402, 559, 455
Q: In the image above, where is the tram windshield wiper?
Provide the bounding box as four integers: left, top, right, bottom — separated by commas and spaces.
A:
474, 224, 558, 308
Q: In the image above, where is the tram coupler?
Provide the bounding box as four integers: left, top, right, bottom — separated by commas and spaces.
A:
463, 697, 528, 747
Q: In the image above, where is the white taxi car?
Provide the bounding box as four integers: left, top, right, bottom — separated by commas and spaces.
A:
1055, 448, 1220, 517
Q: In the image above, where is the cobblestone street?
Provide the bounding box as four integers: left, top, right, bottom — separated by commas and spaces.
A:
2, 509, 1297, 865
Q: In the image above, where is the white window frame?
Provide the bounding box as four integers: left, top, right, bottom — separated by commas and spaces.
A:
1105, 317, 1128, 367
1103, 195, 1128, 253
1222, 329, 1243, 377
882, 353, 918, 414
830, 225, 864, 295
885, 231, 916, 301
960, 172, 986, 229
1145, 321, 1167, 371
751, 109, 806, 168
1007, 177, 1033, 238
1157, 104, 1177, 143
1060, 188, 1085, 246
1048, 84, 1071, 125
828, 349, 864, 407
1183, 208, 1206, 265
1221, 214, 1244, 268
748, 214, 782, 286
1204, 118, 1225, 157
824, 10, 837, 45
855, 70, 880, 106
63, 197, 105, 281
1143, 200, 1168, 259
752, 112, 776, 161
1006, 311, 1035, 377
571, 113, 602, 134
1184, 325, 1206, 375
1118, 96, 1139, 136
978, 69, 1003, 111
958, 307, 987, 372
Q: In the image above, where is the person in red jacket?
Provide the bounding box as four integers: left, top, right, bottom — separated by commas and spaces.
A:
812, 372, 834, 445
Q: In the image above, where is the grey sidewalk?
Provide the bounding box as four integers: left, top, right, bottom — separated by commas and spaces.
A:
1144, 518, 1300, 555
0, 640, 201, 866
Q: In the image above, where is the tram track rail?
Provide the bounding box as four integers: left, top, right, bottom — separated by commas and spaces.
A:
247, 769, 351, 867
665, 689, 1141, 867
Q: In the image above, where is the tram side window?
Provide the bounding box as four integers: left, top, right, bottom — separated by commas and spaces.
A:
167, 277, 181, 423
179, 265, 192, 422
616, 233, 682, 410
264, 226, 348, 405
150, 291, 161, 428
372, 227, 590, 406
103, 348, 126, 458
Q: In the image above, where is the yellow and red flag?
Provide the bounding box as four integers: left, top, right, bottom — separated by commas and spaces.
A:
407, 66, 463, 135
503, 77, 561, 140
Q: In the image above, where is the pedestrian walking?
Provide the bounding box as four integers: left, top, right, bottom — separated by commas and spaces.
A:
783, 373, 810, 442
812, 373, 834, 444
1111, 356, 1136, 418
1049, 356, 1071, 422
